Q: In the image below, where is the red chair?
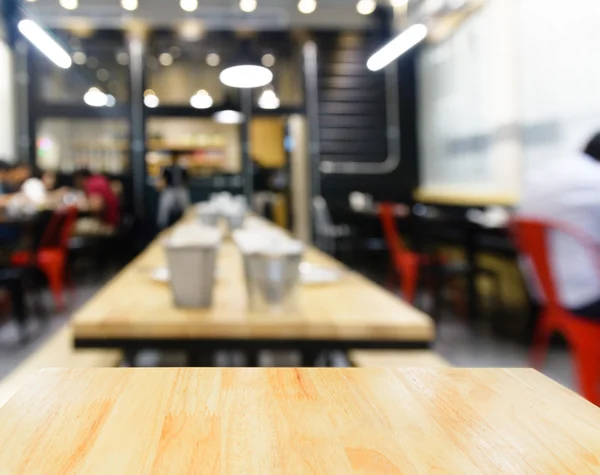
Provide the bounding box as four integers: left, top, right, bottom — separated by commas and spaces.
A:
11, 206, 78, 311
513, 218, 600, 405
379, 203, 433, 303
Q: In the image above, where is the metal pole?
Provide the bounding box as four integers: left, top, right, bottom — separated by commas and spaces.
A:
128, 34, 146, 218
241, 88, 253, 201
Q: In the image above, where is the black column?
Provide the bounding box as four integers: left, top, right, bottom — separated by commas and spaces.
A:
241, 88, 253, 201
128, 34, 146, 219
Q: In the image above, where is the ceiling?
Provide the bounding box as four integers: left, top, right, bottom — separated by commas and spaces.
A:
21, 0, 378, 30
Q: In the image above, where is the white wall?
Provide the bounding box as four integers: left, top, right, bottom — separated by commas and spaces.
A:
0, 41, 16, 162
418, 0, 600, 200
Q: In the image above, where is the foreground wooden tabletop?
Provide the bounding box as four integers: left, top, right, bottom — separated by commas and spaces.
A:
72, 215, 434, 346
1, 368, 600, 474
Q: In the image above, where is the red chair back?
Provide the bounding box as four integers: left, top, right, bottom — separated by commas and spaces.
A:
39, 206, 78, 251
512, 218, 600, 309
379, 202, 408, 259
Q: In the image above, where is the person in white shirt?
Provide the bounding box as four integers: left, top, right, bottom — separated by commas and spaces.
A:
518, 132, 600, 320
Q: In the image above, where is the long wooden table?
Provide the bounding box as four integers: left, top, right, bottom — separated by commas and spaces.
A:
2, 367, 600, 473
72, 216, 434, 364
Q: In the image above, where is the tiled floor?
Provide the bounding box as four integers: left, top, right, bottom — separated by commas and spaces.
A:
0, 275, 576, 392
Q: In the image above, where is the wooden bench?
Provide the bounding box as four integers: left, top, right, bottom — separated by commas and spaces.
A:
0, 325, 122, 408
349, 350, 450, 368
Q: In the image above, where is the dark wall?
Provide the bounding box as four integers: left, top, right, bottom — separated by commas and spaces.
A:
314, 28, 419, 207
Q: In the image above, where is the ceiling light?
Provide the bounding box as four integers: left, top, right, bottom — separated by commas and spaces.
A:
206, 53, 220, 67
367, 23, 427, 71
240, 0, 257, 12
190, 89, 214, 109
18, 20, 72, 69
116, 51, 129, 65
356, 0, 377, 15
144, 89, 160, 108
258, 88, 280, 109
180, 0, 198, 12
121, 0, 138, 11
84, 87, 107, 107
72, 51, 87, 65
213, 110, 245, 124
59, 0, 78, 10
220, 65, 272, 88
298, 0, 317, 14
261, 53, 275, 68
159, 52, 174, 66
96, 68, 109, 81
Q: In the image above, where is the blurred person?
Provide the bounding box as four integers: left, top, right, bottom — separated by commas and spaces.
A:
518, 131, 600, 320
156, 153, 190, 229
41, 170, 57, 192
73, 169, 120, 232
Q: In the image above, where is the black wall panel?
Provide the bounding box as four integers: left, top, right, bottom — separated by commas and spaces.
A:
314, 28, 419, 207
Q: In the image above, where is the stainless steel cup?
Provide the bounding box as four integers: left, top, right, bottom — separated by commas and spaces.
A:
165, 243, 218, 308
245, 250, 303, 313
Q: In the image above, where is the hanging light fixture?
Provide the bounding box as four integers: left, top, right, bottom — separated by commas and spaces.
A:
190, 90, 214, 109
298, 0, 317, 14
356, 0, 377, 15
143, 89, 160, 108
240, 0, 257, 12
366, 23, 427, 71
18, 20, 72, 69
180, 0, 198, 12
59, 0, 78, 10
84, 87, 108, 107
213, 95, 245, 124
258, 87, 280, 110
121, 0, 138, 11
219, 42, 273, 89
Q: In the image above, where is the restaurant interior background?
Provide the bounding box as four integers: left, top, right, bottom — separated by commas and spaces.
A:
0, 0, 599, 394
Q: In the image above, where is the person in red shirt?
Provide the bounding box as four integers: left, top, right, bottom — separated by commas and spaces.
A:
73, 169, 120, 228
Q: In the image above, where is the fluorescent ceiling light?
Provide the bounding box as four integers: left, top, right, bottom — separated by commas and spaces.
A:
258, 89, 280, 110
121, 0, 138, 11
240, 0, 257, 12
356, 0, 376, 15
59, 0, 78, 10
220, 65, 273, 88
366, 23, 427, 71
190, 90, 214, 109
213, 110, 245, 124
18, 20, 72, 69
84, 87, 108, 107
180, 0, 198, 12
298, 0, 317, 14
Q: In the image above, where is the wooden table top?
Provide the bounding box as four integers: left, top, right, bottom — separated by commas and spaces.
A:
1, 368, 600, 474
72, 216, 434, 343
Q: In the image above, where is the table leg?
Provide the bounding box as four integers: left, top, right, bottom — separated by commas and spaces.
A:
465, 225, 478, 326
188, 351, 213, 367
246, 350, 260, 367
300, 349, 320, 367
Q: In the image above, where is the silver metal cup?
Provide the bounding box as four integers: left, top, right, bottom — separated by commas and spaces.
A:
165, 243, 218, 308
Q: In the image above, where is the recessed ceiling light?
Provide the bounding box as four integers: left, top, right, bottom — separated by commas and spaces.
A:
240, 0, 257, 12
261, 53, 275, 68
180, 0, 198, 12
59, 0, 78, 10
356, 0, 376, 15
72, 51, 87, 65
96, 68, 110, 81
298, 0, 317, 14
258, 88, 280, 109
213, 110, 245, 124
206, 53, 221, 67
159, 52, 174, 66
121, 0, 138, 11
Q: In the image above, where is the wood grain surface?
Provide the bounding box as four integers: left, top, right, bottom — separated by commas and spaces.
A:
72, 216, 434, 342
1, 368, 600, 474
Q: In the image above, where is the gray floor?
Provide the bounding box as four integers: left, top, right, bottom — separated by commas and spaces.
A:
0, 279, 576, 392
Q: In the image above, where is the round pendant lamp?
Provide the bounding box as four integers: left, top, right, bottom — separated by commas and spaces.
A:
219, 41, 273, 89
